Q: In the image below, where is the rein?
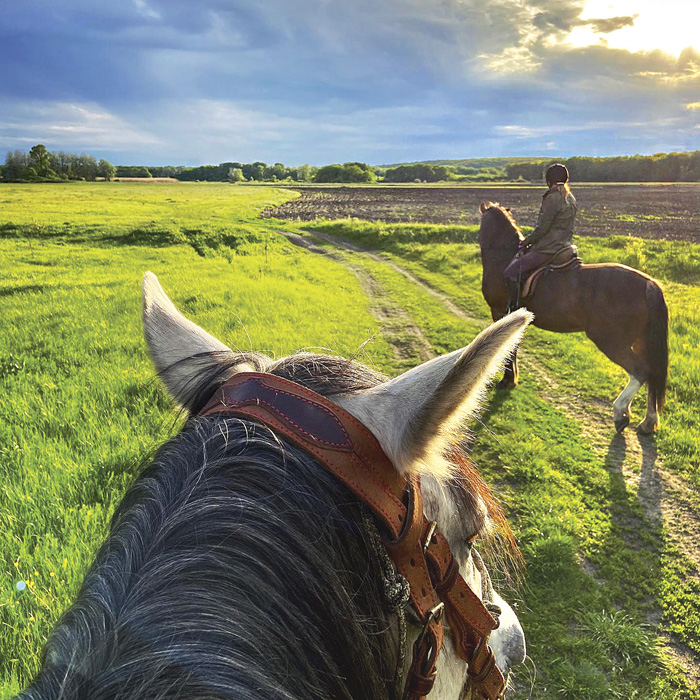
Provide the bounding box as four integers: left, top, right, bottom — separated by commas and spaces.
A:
198, 373, 506, 700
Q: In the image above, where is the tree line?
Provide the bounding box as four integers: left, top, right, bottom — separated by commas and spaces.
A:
3, 145, 116, 182
4, 146, 700, 184
173, 161, 318, 182
506, 151, 700, 182
171, 160, 464, 183
173, 161, 377, 183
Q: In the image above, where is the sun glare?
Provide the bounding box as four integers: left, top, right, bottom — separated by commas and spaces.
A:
566, 0, 700, 57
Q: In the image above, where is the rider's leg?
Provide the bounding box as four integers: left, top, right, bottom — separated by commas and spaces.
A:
506, 279, 520, 312
503, 250, 550, 313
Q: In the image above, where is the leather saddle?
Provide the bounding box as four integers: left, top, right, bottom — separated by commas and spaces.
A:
521, 245, 581, 299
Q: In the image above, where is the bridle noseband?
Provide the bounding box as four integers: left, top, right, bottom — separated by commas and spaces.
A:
199, 373, 506, 700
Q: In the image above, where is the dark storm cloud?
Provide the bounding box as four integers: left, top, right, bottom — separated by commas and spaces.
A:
1, 0, 697, 163
587, 16, 638, 34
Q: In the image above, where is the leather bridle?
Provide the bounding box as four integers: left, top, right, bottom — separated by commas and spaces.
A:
198, 372, 506, 700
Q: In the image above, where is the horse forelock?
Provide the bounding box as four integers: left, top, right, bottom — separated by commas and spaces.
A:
25, 419, 402, 700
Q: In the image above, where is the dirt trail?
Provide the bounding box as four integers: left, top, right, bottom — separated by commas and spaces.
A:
280, 226, 700, 682
280, 230, 434, 364
306, 228, 477, 322
524, 355, 700, 682
524, 356, 700, 571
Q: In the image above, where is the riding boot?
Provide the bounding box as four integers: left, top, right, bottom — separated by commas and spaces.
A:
506, 279, 520, 313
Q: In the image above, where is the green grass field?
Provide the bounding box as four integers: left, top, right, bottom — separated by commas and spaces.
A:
1, 183, 698, 699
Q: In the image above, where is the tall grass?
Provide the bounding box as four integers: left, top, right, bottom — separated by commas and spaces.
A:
2, 184, 698, 699
0, 185, 397, 697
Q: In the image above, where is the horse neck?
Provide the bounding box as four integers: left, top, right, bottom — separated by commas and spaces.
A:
30, 421, 398, 700
479, 234, 519, 274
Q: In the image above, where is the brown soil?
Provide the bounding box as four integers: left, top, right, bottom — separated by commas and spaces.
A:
262, 184, 700, 243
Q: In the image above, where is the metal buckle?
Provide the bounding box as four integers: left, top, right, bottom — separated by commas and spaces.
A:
417, 601, 445, 645
423, 520, 437, 553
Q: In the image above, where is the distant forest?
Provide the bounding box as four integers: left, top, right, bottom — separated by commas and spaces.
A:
3, 146, 700, 184
2, 145, 116, 182
506, 152, 700, 183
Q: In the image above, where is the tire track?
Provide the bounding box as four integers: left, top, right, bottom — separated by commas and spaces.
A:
279, 230, 434, 365
303, 228, 478, 323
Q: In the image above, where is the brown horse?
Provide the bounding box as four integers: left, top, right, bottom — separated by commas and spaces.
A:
478, 202, 668, 433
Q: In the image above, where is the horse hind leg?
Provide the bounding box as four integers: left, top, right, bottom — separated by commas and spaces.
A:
637, 384, 659, 434
588, 334, 648, 433
613, 374, 643, 433
629, 337, 660, 434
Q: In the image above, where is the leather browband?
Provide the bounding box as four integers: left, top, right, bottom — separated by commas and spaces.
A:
199, 372, 505, 700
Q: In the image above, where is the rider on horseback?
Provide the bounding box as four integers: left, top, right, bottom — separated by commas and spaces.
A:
505, 163, 577, 311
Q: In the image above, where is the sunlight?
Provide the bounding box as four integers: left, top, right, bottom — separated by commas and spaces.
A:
566, 0, 700, 56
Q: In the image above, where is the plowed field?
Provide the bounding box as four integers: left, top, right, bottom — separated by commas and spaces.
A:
261, 184, 700, 242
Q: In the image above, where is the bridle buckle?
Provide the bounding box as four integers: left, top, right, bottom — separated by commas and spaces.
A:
417, 601, 444, 645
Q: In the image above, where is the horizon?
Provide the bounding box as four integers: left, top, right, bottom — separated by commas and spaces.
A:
2, 1, 699, 166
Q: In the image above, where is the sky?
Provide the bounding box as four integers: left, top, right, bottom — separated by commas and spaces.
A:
1, 0, 699, 166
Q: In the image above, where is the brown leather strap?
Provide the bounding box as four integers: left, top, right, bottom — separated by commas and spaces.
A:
199, 373, 505, 699
201, 373, 408, 534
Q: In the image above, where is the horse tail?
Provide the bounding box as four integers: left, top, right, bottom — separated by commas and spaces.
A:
645, 280, 669, 411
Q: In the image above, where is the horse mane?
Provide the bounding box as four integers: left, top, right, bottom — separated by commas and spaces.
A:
19, 352, 520, 699
22, 419, 401, 699
481, 202, 525, 241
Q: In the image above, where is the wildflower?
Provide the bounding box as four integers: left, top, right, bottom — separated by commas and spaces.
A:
15, 581, 27, 591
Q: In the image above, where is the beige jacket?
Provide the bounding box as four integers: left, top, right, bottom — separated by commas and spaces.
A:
524, 185, 577, 254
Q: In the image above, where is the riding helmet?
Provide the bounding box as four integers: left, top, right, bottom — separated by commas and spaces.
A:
545, 163, 569, 186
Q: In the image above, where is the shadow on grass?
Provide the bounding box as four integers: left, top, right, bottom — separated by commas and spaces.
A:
0, 284, 46, 298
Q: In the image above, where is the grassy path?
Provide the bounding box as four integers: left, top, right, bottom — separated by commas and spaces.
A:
288, 224, 700, 697
279, 229, 434, 367
305, 228, 478, 322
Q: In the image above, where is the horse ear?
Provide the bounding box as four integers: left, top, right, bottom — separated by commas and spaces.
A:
336, 310, 533, 479
142, 272, 253, 408
479, 201, 489, 214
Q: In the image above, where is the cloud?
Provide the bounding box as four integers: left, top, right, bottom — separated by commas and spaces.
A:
637, 47, 700, 83
132, 0, 160, 20
1, 0, 699, 163
586, 15, 637, 34
0, 101, 161, 153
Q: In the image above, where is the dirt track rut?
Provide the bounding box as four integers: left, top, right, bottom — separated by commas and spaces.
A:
280, 230, 434, 365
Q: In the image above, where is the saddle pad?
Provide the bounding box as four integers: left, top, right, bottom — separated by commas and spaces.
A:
522, 256, 581, 298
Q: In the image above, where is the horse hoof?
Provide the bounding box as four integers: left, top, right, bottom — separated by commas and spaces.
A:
636, 420, 658, 434
614, 416, 630, 433
497, 379, 516, 390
